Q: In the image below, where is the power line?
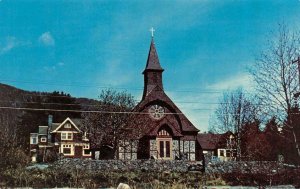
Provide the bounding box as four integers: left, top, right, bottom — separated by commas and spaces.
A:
0, 106, 184, 115
0, 106, 299, 115
0, 79, 256, 94
0, 100, 270, 108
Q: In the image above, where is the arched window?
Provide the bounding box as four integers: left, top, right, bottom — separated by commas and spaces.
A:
157, 129, 170, 136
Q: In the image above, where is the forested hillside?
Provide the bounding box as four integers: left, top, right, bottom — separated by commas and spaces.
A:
0, 83, 98, 169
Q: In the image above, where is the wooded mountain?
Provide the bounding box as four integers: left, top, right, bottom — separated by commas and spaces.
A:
0, 83, 99, 150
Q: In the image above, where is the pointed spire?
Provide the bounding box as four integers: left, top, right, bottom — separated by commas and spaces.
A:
143, 38, 164, 73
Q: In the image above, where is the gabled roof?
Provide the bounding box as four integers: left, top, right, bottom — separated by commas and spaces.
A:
134, 85, 199, 134
51, 117, 82, 133
146, 116, 183, 137
143, 39, 164, 73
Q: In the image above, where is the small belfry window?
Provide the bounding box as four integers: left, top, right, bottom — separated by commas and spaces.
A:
61, 132, 73, 140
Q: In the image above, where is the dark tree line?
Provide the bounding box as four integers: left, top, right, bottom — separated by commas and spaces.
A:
0, 86, 82, 170
210, 22, 300, 164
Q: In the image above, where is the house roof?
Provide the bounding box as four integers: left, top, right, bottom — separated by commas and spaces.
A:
197, 132, 234, 150
38, 126, 48, 135
197, 133, 222, 150
143, 39, 164, 73
51, 117, 82, 133
71, 118, 83, 128
50, 123, 60, 131
37, 118, 84, 135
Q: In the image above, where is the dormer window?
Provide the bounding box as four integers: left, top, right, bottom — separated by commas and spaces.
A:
61, 132, 73, 140
64, 123, 71, 128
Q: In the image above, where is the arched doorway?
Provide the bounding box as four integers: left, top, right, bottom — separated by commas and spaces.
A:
157, 128, 172, 159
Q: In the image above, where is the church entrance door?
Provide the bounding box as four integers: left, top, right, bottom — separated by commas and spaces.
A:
156, 129, 172, 160
157, 138, 172, 159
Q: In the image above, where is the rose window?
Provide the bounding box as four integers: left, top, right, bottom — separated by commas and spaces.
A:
149, 105, 165, 120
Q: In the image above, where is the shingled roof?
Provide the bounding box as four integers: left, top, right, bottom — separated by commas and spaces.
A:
197, 133, 222, 150
38, 126, 48, 135
143, 39, 164, 73
134, 85, 199, 134
197, 132, 233, 150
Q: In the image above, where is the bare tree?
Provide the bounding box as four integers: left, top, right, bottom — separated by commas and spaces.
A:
209, 88, 260, 160
82, 89, 136, 158
249, 23, 300, 159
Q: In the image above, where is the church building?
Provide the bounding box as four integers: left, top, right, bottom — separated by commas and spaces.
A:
118, 36, 203, 161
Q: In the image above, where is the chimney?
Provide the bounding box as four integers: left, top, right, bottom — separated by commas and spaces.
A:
48, 115, 53, 142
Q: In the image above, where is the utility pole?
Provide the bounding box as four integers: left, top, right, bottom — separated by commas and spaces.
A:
293, 56, 300, 98
292, 56, 300, 161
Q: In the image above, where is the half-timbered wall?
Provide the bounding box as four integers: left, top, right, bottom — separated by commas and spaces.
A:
180, 140, 196, 161
118, 140, 138, 160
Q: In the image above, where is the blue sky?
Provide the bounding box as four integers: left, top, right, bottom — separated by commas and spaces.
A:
0, 0, 300, 131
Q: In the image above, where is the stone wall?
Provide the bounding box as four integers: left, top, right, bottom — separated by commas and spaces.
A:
51, 158, 285, 175
206, 161, 284, 174
51, 158, 203, 172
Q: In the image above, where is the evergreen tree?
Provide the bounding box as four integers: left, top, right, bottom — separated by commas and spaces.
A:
282, 106, 300, 164
264, 117, 282, 161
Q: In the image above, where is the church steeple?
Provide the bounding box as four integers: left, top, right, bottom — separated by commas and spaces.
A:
143, 38, 164, 73
142, 37, 164, 100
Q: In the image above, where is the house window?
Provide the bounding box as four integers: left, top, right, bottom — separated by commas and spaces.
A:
41, 136, 47, 142
61, 144, 73, 155
180, 140, 196, 161
64, 123, 71, 128
30, 133, 38, 144
32, 137, 37, 144
118, 140, 138, 160
82, 144, 91, 156
220, 149, 224, 157
226, 150, 230, 157
61, 132, 73, 140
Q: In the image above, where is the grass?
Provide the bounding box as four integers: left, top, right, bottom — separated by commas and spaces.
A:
1, 165, 300, 188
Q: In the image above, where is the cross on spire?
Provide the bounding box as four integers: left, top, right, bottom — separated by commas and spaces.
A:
150, 27, 155, 38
